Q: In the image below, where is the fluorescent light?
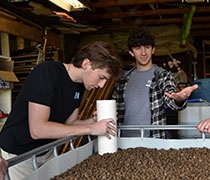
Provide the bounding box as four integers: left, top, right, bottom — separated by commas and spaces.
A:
66, 0, 85, 9
49, 0, 86, 11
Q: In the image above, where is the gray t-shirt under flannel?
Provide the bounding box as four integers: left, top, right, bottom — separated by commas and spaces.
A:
123, 67, 155, 137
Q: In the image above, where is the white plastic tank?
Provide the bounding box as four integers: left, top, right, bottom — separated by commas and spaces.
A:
178, 102, 210, 138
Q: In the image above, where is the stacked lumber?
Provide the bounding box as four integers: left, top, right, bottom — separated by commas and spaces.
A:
11, 45, 61, 104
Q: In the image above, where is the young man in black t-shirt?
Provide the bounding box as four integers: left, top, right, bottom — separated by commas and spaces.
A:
0, 41, 122, 179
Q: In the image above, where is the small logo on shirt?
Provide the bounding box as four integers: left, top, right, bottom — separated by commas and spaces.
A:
74, 92, 80, 99
146, 80, 152, 87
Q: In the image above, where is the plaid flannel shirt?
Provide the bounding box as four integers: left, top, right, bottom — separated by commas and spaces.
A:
112, 64, 187, 138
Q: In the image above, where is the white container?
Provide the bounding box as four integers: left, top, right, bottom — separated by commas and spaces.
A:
96, 100, 117, 155
178, 102, 210, 138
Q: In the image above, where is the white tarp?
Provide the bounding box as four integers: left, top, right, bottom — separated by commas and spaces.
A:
24, 141, 93, 180
27, 136, 210, 179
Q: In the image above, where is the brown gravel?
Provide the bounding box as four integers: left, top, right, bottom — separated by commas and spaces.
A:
51, 147, 210, 180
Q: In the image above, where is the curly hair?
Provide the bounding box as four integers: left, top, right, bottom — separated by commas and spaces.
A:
127, 28, 155, 51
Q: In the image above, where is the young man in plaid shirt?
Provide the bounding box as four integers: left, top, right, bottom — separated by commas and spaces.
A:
113, 28, 198, 138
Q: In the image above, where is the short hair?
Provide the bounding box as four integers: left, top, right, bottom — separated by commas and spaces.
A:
71, 41, 122, 78
127, 28, 155, 51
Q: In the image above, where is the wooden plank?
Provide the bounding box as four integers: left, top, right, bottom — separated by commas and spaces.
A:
91, 0, 180, 8
0, 11, 16, 20
82, 6, 210, 20
0, 16, 61, 48
14, 59, 37, 63
17, 37, 25, 50
0, 15, 42, 41
14, 68, 34, 72
13, 55, 38, 60
14, 64, 36, 68
0, 32, 10, 57
14, 70, 32, 74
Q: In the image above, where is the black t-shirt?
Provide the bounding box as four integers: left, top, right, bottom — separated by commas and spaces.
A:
0, 61, 85, 155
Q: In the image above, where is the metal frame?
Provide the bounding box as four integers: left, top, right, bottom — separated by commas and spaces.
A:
5, 135, 79, 180
118, 124, 207, 140
4, 125, 208, 179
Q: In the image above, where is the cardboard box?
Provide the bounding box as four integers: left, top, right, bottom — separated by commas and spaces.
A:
0, 56, 19, 89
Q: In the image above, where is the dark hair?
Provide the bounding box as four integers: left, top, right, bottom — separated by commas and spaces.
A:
127, 28, 155, 51
71, 41, 122, 78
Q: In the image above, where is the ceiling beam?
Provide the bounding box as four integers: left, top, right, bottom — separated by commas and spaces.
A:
79, 6, 210, 21
0, 13, 61, 48
90, 0, 180, 8
82, 15, 210, 27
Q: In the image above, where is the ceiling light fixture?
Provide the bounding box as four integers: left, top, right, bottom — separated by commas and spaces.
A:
48, 0, 87, 11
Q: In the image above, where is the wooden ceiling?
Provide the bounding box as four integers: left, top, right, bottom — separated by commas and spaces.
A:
1, 0, 210, 37
77, 0, 210, 37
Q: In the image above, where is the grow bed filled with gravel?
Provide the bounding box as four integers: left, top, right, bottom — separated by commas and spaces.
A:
51, 147, 210, 180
